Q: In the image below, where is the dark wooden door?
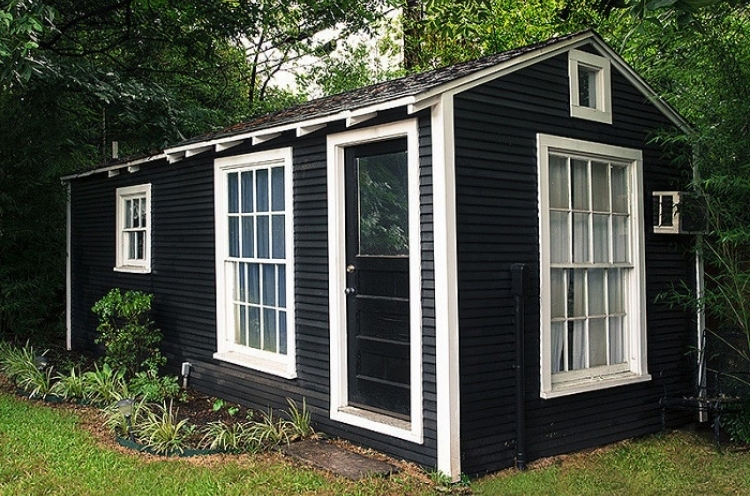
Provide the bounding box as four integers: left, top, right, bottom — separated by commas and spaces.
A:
344, 138, 411, 418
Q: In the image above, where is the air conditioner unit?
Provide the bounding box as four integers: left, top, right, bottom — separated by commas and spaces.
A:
652, 191, 703, 234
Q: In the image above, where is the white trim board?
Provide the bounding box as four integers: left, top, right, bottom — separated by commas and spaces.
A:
326, 119, 424, 444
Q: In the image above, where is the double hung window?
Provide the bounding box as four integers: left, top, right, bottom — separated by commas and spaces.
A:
115, 184, 151, 273
214, 148, 295, 378
538, 135, 648, 397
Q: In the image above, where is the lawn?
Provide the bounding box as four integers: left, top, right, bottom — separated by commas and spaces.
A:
2, 391, 750, 495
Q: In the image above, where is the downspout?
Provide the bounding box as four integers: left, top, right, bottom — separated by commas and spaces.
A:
511, 263, 526, 470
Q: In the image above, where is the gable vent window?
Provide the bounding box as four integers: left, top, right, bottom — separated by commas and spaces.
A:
569, 49, 612, 124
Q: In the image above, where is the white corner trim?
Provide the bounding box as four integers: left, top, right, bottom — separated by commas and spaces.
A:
65, 183, 72, 351
326, 119, 424, 445
432, 93, 461, 482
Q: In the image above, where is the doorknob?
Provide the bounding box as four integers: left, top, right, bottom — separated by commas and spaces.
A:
344, 287, 357, 295
346, 264, 356, 273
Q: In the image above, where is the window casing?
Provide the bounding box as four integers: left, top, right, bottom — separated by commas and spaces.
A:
115, 184, 151, 273
538, 134, 649, 398
214, 148, 295, 379
569, 49, 612, 124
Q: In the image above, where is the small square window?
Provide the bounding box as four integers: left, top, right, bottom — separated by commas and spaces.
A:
569, 49, 612, 124
115, 184, 151, 273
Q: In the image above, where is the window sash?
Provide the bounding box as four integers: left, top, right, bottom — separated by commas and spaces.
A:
115, 185, 150, 272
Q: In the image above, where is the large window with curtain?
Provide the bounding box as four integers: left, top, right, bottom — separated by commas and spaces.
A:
538, 134, 649, 398
214, 148, 296, 379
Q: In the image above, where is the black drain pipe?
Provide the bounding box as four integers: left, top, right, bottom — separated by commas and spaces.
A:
511, 263, 527, 471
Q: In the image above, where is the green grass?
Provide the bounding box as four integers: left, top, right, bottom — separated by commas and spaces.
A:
0, 393, 436, 495
4, 391, 750, 496
473, 429, 750, 495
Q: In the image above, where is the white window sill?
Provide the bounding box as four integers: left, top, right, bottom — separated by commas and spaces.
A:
113, 265, 151, 274
331, 406, 423, 444
570, 105, 612, 124
213, 351, 296, 380
541, 372, 651, 399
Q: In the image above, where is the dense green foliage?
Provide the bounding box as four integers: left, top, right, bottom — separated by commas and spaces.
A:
0, 0, 386, 344
92, 289, 164, 378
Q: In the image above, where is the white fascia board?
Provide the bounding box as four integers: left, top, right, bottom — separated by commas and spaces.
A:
60, 153, 166, 182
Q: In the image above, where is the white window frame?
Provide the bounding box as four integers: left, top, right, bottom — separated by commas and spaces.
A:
214, 148, 296, 379
327, 119, 423, 444
114, 183, 151, 273
538, 134, 650, 398
569, 49, 612, 124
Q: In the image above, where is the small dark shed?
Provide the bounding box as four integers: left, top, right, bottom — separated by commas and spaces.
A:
64, 30, 699, 478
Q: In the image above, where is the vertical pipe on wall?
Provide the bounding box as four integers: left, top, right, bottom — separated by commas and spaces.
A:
511, 263, 527, 470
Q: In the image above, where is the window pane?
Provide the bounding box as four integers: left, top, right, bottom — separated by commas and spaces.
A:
248, 306, 261, 349
358, 152, 409, 256
241, 171, 254, 213
257, 215, 269, 259
613, 215, 629, 263
569, 320, 586, 370
228, 172, 239, 213
550, 211, 569, 263
272, 215, 285, 259
263, 308, 277, 352
132, 200, 140, 228
609, 316, 625, 364
242, 216, 254, 258
608, 268, 623, 314
572, 212, 589, 263
140, 198, 147, 228
571, 159, 589, 210
611, 166, 628, 213
238, 305, 247, 346
592, 214, 609, 263
262, 264, 276, 306
229, 217, 240, 258
278, 265, 286, 309
248, 263, 260, 304
127, 232, 136, 259
256, 169, 269, 212
591, 162, 610, 212
136, 231, 145, 259
549, 155, 569, 209
589, 318, 607, 367
552, 321, 565, 373
550, 269, 566, 318
237, 262, 246, 302
579, 66, 598, 109
124, 200, 133, 229
588, 269, 605, 316
279, 311, 287, 355
271, 167, 285, 212
569, 269, 586, 317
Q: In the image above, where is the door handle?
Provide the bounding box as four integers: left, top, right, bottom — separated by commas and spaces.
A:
344, 287, 357, 295
346, 264, 356, 273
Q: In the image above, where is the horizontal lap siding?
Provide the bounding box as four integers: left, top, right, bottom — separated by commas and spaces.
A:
454, 51, 695, 474
69, 111, 438, 468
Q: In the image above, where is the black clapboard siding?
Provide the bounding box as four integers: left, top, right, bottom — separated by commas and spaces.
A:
454, 49, 695, 474
69, 111, 440, 469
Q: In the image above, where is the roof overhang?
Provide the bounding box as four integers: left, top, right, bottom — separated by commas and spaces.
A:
61, 30, 691, 182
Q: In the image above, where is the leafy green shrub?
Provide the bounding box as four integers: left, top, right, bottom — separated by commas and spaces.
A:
137, 400, 196, 455
722, 400, 750, 444
102, 398, 150, 438
50, 367, 87, 401
0, 342, 43, 384
128, 371, 183, 402
284, 398, 315, 441
199, 421, 258, 452
91, 289, 165, 378
19, 366, 55, 400
82, 363, 128, 405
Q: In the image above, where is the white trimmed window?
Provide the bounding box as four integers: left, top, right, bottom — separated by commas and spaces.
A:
115, 184, 151, 273
538, 134, 649, 398
214, 148, 295, 379
569, 49, 612, 124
